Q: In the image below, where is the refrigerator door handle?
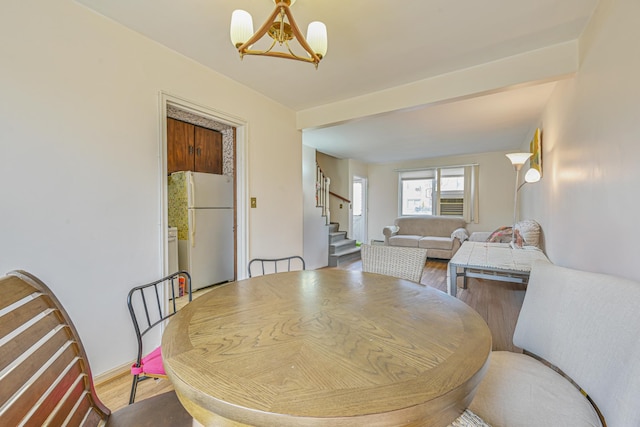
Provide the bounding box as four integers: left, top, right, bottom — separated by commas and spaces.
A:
190, 209, 196, 247
188, 172, 196, 208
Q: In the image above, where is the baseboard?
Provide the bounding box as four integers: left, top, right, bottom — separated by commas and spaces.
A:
93, 360, 132, 386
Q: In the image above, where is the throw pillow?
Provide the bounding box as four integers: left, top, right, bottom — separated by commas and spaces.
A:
487, 226, 512, 243
514, 219, 541, 248
513, 228, 524, 248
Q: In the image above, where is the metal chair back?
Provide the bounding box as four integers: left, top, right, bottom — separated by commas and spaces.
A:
126, 271, 192, 403
248, 256, 306, 278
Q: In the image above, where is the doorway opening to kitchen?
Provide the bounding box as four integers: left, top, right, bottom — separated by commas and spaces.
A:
159, 92, 249, 287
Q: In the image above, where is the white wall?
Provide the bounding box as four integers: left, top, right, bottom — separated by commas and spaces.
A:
368, 151, 515, 242
349, 160, 369, 182
0, 0, 302, 376
302, 145, 329, 269
520, 0, 640, 281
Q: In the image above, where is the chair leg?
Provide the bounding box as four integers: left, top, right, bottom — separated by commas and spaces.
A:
129, 374, 139, 405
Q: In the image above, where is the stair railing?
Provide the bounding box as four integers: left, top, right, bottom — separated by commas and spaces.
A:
329, 191, 351, 205
316, 163, 330, 224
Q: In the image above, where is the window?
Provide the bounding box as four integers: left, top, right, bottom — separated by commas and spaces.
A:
399, 165, 478, 222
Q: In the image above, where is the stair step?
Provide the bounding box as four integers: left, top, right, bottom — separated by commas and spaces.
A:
329, 246, 362, 267
331, 245, 361, 257
329, 238, 357, 254
329, 231, 347, 244
328, 222, 339, 233
330, 238, 356, 248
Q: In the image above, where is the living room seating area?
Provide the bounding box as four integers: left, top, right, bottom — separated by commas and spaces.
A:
383, 215, 469, 259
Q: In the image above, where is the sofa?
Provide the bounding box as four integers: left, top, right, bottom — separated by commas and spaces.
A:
468, 260, 640, 426
383, 215, 468, 259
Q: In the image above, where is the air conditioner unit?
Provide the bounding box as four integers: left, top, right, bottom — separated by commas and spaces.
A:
440, 198, 464, 216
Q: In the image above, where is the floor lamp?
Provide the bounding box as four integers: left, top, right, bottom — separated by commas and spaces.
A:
506, 153, 540, 244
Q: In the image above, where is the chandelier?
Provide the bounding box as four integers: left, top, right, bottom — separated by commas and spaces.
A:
230, 0, 328, 68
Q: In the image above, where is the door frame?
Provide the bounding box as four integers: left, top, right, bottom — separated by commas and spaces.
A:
159, 92, 249, 281
351, 176, 368, 245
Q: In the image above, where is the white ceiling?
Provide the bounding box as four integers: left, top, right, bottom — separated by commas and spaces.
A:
76, 0, 599, 164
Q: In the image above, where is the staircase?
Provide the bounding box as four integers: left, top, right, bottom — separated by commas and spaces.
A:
328, 223, 361, 267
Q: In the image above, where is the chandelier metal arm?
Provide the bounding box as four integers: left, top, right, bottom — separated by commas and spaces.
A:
241, 36, 317, 65
280, 4, 322, 64
236, 1, 321, 66
242, 49, 318, 64
240, 39, 278, 57
237, 6, 282, 51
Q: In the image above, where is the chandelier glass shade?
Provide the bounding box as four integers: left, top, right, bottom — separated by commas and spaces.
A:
230, 0, 327, 68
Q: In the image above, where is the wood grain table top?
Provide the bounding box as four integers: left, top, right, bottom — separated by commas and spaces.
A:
162, 269, 492, 427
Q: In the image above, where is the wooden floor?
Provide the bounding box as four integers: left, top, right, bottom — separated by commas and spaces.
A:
95, 258, 525, 412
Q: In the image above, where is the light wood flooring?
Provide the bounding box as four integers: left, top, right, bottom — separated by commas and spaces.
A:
95, 258, 526, 412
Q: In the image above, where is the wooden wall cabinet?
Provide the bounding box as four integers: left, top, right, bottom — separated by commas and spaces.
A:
167, 117, 223, 174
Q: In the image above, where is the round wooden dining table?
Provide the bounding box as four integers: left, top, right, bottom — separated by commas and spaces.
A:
162, 269, 491, 427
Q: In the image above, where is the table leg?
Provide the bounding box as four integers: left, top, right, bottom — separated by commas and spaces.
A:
463, 269, 468, 289
448, 263, 457, 297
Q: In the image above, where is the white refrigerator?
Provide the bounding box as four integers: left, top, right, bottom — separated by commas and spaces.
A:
168, 171, 234, 291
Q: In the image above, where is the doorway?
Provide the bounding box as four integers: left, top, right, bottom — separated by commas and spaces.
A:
352, 177, 367, 245
159, 92, 249, 282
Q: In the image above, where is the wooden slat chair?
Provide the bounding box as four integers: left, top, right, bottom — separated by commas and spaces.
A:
361, 244, 428, 283
248, 255, 306, 278
0, 270, 192, 427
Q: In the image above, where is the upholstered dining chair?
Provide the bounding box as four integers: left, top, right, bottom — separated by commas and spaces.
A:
127, 271, 192, 404
361, 244, 428, 283
468, 261, 640, 426
0, 270, 192, 427
248, 255, 306, 277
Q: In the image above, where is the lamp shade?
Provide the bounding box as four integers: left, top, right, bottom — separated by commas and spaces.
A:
505, 152, 533, 167
306, 21, 328, 57
524, 168, 541, 183
230, 10, 254, 47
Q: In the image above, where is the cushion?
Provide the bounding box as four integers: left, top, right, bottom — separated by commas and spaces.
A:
418, 236, 454, 250
449, 410, 491, 427
468, 231, 492, 242
131, 346, 165, 376
394, 216, 466, 237
469, 351, 602, 427
388, 235, 421, 247
487, 226, 512, 243
512, 228, 525, 248
107, 391, 193, 427
451, 227, 469, 242
514, 219, 541, 248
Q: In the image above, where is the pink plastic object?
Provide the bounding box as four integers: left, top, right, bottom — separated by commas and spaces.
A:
131, 346, 165, 376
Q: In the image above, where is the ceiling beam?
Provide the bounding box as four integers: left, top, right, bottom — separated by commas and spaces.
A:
296, 40, 578, 131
